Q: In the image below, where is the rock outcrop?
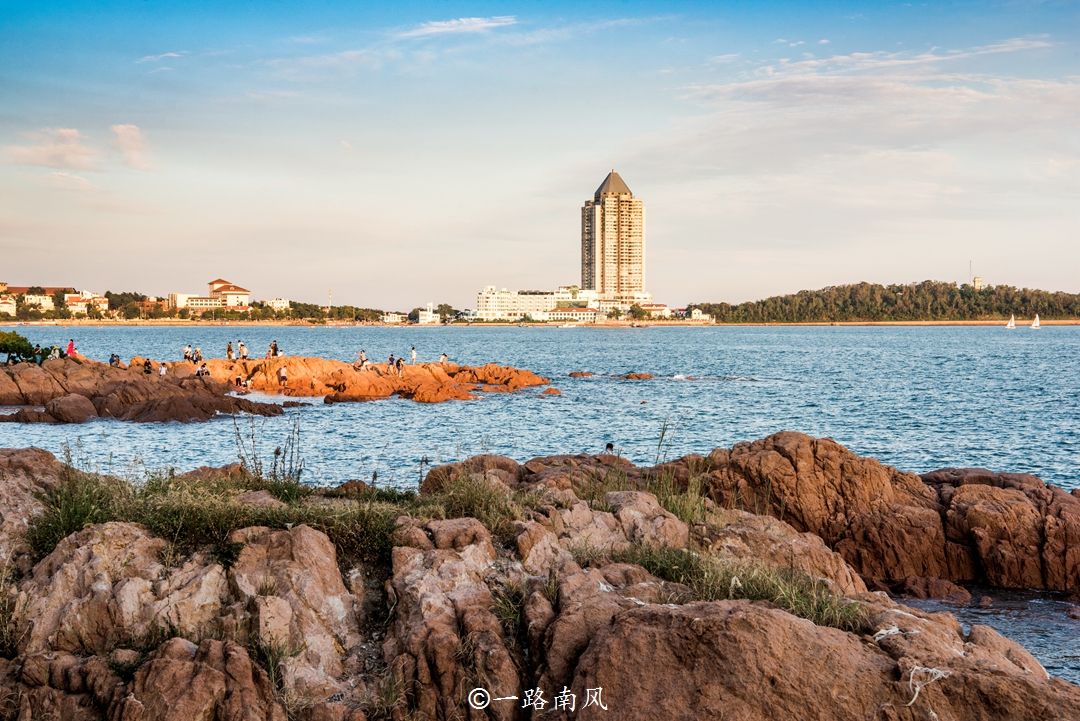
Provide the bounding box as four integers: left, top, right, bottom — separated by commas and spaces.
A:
189, 357, 548, 403
0, 447, 68, 566
0, 358, 281, 423
0, 356, 551, 424
1, 441, 1078, 720
690, 432, 1080, 593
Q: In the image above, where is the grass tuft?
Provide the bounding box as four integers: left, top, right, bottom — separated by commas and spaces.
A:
574, 542, 871, 632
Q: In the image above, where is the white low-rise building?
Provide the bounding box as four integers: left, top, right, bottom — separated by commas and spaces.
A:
475, 284, 601, 321
21, 294, 54, 311
0, 295, 15, 317
416, 302, 440, 325
690, 308, 712, 322
266, 297, 291, 311
381, 312, 404, 324
169, 279, 252, 312
547, 306, 600, 323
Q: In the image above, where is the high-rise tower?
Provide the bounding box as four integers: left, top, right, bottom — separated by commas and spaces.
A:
581, 170, 645, 300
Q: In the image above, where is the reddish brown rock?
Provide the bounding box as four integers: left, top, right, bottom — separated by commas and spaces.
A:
544, 598, 1080, 721
421, 454, 523, 494
620, 372, 653, 380
114, 637, 285, 721
0, 447, 68, 565
895, 576, 973, 604
44, 393, 98, 423
0, 358, 282, 424
568, 371, 593, 378
541, 387, 562, 396
199, 357, 546, 403
692, 432, 1080, 593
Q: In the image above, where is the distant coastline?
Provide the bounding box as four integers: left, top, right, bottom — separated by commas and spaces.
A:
4, 318, 1079, 328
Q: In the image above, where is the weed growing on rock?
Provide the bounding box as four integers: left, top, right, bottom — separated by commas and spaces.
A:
25, 469, 129, 559
0, 560, 27, 659
427, 473, 528, 544
250, 638, 306, 694
575, 542, 871, 632
491, 581, 527, 641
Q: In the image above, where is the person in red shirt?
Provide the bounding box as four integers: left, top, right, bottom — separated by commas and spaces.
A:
65, 339, 76, 357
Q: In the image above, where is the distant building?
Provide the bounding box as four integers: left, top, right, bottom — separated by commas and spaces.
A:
546, 306, 601, 323
689, 308, 712, 322
169, 279, 251, 313
381, 312, 404, 324
581, 170, 646, 302
973, 276, 985, 291
639, 303, 671, 319
416, 302, 440, 325
266, 297, 291, 312
63, 292, 109, 316
21, 294, 54, 311
476, 287, 556, 321
0, 295, 15, 317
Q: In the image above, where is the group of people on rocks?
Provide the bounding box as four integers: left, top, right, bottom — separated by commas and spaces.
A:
225, 341, 249, 360
352, 346, 450, 375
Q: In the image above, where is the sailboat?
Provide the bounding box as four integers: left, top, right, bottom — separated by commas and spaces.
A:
1006, 314, 1016, 330
1031, 314, 1041, 330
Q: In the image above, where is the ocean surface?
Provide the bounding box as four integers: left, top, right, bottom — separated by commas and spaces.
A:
2, 323, 1077, 682
3, 324, 1077, 490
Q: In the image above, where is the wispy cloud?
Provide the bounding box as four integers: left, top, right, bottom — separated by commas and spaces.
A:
759, 36, 1055, 77
111, 124, 150, 170
5, 128, 99, 170
137, 51, 187, 63
47, 171, 95, 191
396, 16, 517, 39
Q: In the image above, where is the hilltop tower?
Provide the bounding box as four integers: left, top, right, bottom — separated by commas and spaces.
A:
581, 170, 645, 300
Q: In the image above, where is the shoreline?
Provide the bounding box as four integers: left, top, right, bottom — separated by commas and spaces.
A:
4, 318, 1079, 328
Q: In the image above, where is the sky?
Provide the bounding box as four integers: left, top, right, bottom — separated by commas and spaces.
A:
1, 0, 1078, 309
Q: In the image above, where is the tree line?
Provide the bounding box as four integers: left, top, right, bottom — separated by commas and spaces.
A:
689, 281, 1080, 323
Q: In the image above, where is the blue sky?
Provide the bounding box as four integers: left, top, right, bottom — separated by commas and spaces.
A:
2, 1, 1078, 308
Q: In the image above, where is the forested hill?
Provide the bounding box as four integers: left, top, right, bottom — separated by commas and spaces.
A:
690, 281, 1080, 323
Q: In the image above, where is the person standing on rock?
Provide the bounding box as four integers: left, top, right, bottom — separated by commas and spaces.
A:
143, 358, 153, 375
271, 340, 279, 357
193, 347, 203, 363
439, 352, 448, 364
410, 346, 417, 364
66, 339, 76, 357
159, 363, 167, 377
388, 353, 395, 369
226, 341, 234, 360
183, 344, 192, 362
277, 365, 288, 390
395, 356, 405, 376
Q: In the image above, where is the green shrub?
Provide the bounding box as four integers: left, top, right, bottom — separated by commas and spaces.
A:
25, 471, 127, 559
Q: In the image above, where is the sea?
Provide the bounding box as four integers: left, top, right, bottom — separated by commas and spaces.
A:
1, 323, 1077, 681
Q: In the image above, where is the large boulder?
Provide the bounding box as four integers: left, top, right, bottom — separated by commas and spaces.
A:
15, 523, 228, 655
0, 447, 68, 565
227, 525, 365, 701
382, 517, 519, 721
692, 432, 1080, 593
45, 393, 98, 423
548, 598, 1080, 721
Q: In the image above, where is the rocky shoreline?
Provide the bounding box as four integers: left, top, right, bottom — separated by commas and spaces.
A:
0, 357, 550, 423
0, 432, 1077, 720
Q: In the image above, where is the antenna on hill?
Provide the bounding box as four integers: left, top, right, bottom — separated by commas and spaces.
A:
328, 288, 333, 311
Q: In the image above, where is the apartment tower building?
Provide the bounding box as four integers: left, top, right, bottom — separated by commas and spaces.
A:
580, 170, 645, 300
